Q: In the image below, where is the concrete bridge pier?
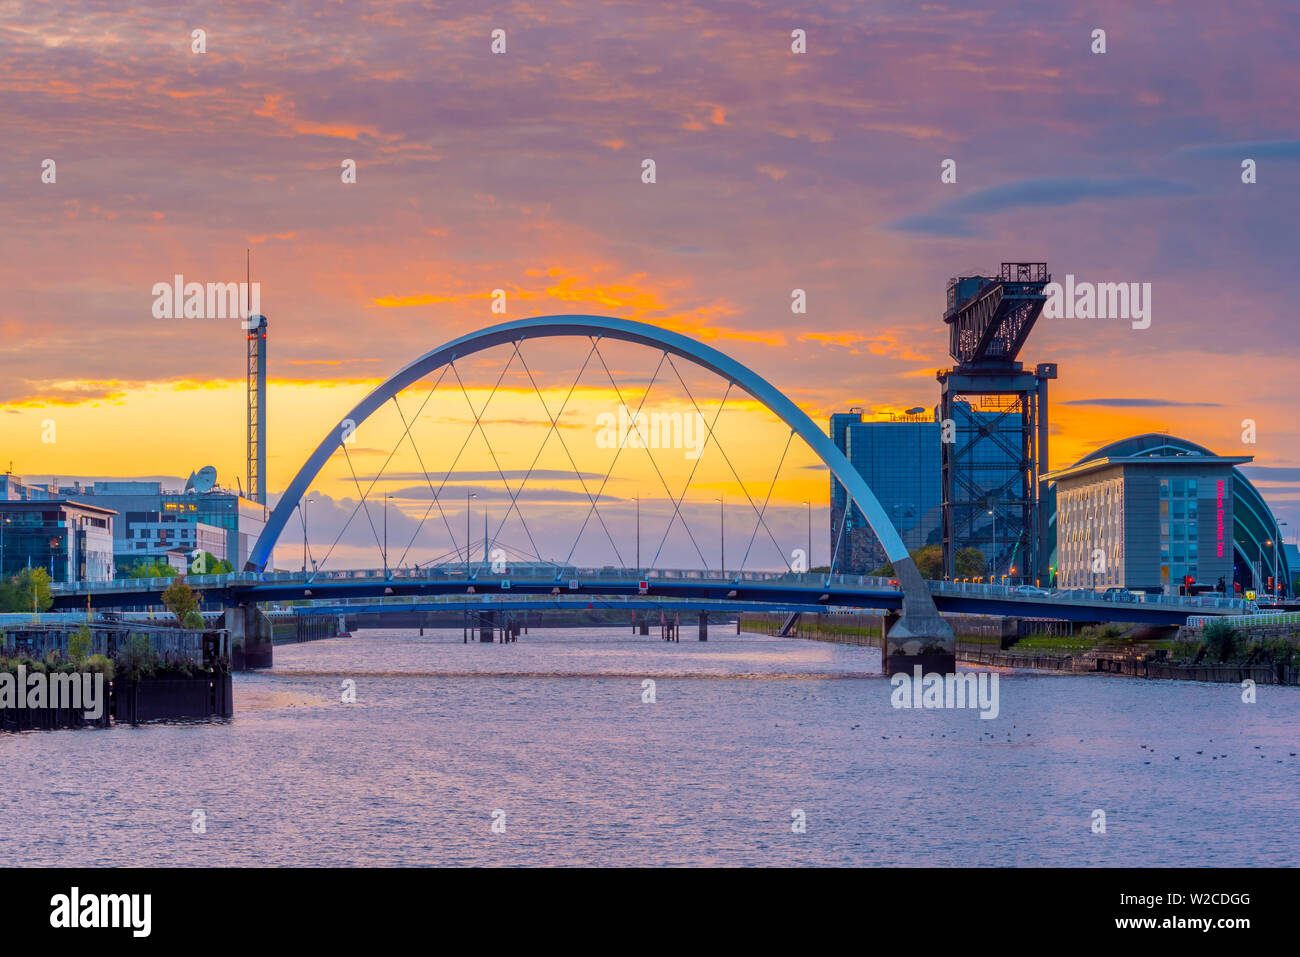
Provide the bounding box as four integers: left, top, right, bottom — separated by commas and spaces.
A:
639, 617, 649, 636
882, 558, 956, 675
478, 611, 495, 643
226, 603, 273, 670
698, 611, 708, 641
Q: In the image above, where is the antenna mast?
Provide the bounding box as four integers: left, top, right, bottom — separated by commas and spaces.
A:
245, 249, 267, 505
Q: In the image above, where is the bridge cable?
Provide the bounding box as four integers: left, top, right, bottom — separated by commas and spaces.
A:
662, 354, 790, 567
582, 342, 715, 572
307, 365, 453, 578
560, 343, 681, 571
509, 342, 627, 567
391, 359, 517, 568
737, 428, 796, 574
646, 379, 735, 571
827, 494, 852, 579
388, 389, 476, 570
447, 343, 549, 568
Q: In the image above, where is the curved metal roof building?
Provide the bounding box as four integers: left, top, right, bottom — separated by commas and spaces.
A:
1046, 433, 1290, 593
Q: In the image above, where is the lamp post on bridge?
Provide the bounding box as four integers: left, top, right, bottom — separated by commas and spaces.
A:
466, 490, 477, 573
634, 495, 640, 571
715, 496, 725, 577
802, 500, 811, 574
379, 494, 390, 574
987, 507, 996, 584
1276, 521, 1288, 598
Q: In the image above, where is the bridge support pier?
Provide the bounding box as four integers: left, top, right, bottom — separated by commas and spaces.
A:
698, 612, 708, 641
882, 558, 956, 676
479, 611, 494, 643
639, 617, 649, 636
226, 603, 273, 670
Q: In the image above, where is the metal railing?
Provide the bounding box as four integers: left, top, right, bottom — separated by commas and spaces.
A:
48, 566, 1256, 612
1187, 610, 1300, 629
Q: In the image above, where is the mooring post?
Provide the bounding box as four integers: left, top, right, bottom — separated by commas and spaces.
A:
698, 611, 708, 641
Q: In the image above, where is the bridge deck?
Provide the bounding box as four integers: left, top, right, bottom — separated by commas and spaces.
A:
50, 566, 1254, 626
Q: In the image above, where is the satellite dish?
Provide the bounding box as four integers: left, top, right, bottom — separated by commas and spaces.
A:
186, 465, 218, 493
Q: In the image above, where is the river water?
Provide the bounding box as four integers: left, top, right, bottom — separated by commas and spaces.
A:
4, 627, 1298, 866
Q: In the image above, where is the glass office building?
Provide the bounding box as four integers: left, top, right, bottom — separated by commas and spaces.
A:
830, 404, 1021, 574
0, 500, 117, 582
0, 474, 266, 574
830, 410, 942, 573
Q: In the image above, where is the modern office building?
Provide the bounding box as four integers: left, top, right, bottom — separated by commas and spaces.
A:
1045, 434, 1292, 596
830, 409, 942, 572
0, 473, 265, 574
830, 404, 1020, 574
0, 500, 117, 582
119, 510, 227, 567
1046, 446, 1249, 593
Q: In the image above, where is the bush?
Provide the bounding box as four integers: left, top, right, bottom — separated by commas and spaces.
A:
1202, 619, 1238, 662
114, 633, 159, 682
84, 654, 115, 681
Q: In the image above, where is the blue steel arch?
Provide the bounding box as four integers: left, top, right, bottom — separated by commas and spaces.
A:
246, 315, 915, 580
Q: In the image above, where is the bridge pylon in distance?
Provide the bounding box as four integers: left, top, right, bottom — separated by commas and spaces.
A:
937, 263, 1055, 587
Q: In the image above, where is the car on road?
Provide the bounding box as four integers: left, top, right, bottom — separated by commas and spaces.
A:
1101, 586, 1139, 602
1012, 585, 1052, 597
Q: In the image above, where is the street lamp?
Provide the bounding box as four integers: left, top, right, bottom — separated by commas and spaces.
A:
1277, 522, 1289, 598
302, 497, 314, 573
383, 494, 394, 577
466, 491, 478, 572
802, 500, 811, 574
634, 495, 641, 571
715, 496, 725, 577
987, 508, 996, 584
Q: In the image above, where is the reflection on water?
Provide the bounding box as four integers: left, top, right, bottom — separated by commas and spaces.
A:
4, 627, 1298, 866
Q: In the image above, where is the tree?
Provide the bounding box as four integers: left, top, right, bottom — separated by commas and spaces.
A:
161, 577, 200, 627
954, 547, 987, 579
870, 546, 943, 580
129, 561, 177, 579
911, 544, 944, 580
68, 624, 93, 665
13, 567, 53, 613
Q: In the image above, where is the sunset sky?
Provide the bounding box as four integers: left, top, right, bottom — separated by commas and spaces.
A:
2, 0, 1297, 570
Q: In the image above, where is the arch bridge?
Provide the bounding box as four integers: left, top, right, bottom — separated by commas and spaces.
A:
245, 315, 954, 670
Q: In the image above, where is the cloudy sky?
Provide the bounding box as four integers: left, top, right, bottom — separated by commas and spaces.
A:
2, 0, 1297, 570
